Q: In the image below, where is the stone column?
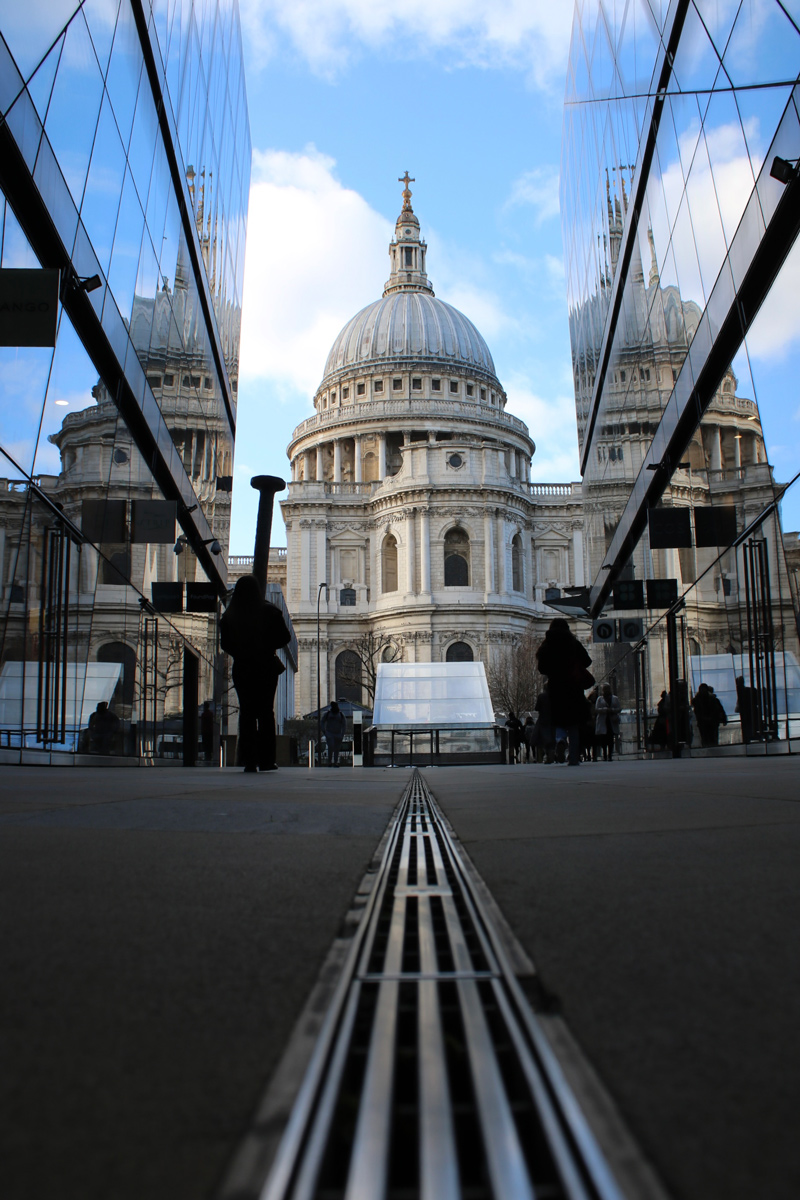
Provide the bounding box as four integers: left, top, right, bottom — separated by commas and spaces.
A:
333, 439, 342, 482
378, 434, 387, 480
484, 512, 495, 593
405, 509, 415, 594
733, 433, 741, 469
316, 523, 327, 590
499, 515, 510, 592
572, 526, 585, 587
316, 444, 324, 480
300, 523, 311, 603
709, 425, 722, 471
354, 435, 362, 482
305, 450, 314, 481
420, 509, 431, 594
509, 448, 517, 478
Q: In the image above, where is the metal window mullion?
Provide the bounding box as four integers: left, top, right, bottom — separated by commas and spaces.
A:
457, 979, 534, 1200
344, 980, 399, 1200
418, 979, 460, 1200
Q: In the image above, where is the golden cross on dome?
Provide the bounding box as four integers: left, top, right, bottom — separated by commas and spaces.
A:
398, 171, 415, 210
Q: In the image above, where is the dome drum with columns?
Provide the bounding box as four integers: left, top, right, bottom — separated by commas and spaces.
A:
281, 179, 585, 716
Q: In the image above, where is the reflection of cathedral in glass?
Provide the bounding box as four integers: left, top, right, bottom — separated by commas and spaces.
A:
563, 1, 800, 743
0, 1, 257, 761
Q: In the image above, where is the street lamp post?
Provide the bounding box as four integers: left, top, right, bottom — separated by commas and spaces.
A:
316, 581, 328, 764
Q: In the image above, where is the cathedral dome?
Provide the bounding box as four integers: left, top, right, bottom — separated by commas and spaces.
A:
321, 292, 497, 382
318, 176, 500, 391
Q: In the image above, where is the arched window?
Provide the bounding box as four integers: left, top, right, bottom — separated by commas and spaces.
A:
97, 641, 136, 706
335, 650, 362, 705
446, 641, 473, 663
511, 534, 523, 592
382, 533, 398, 592
444, 527, 469, 587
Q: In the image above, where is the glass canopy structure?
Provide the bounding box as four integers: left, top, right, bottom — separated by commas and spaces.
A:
373, 662, 496, 729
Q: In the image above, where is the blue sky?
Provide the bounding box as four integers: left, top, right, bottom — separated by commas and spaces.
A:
229, 2, 578, 552
228, 1, 800, 554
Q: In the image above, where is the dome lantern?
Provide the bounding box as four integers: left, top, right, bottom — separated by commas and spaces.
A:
384, 172, 433, 297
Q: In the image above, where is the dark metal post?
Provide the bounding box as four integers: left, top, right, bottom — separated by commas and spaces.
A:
316, 581, 328, 765
250, 474, 286, 597
666, 608, 681, 758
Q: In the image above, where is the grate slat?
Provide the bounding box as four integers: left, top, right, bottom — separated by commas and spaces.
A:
256, 772, 633, 1200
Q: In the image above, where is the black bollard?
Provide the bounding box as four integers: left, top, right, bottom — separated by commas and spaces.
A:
250, 475, 286, 597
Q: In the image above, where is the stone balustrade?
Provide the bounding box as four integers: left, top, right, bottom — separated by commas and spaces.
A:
291, 396, 530, 440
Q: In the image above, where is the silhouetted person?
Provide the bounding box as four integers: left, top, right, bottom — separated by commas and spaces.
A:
200, 701, 214, 762
536, 618, 593, 766
650, 690, 669, 750
595, 684, 621, 760
220, 575, 291, 773
523, 715, 535, 762
87, 701, 120, 755
505, 711, 524, 763
692, 682, 728, 747
322, 701, 347, 767
735, 676, 759, 744
533, 684, 555, 762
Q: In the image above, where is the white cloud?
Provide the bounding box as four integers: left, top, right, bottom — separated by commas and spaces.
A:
504, 376, 581, 481
503, 166, 561, 223
238, 147, 393, 395
239, 0, 573, 88
745, 232, 800, 361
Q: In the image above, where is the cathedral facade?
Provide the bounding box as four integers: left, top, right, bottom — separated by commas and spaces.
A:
281, 180, 584, 715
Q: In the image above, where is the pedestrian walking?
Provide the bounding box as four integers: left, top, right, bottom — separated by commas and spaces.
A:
692, 682, 728, 747
595, 684, 621, 760
533, 685, 555, 762
536, 618, 593, 766
650, 690, 669, 750
523, 715, 536, 762
321, 701, 347, 767
505, 711, 524, 763
87, 701, 120, 755
220, 574, 291, 773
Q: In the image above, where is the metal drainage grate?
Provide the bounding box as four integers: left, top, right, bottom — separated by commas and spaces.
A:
260, 771, 627, 1200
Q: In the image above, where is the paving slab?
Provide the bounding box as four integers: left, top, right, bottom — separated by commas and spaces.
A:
428, 757, 800, 1200
0, 766, 404, 1200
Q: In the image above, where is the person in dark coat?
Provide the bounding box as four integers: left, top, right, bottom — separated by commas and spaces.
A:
735, 676, 759, 744
505, 711, 524, 763
321, 701, 347, 767
220, 575, 291, 773
650, 690, 669, 750
533, 684, 555, 763
692, 682, 727, 747
595, 684, 622, 760
87, 701, 120, 755
522, 715, 536, 762
536, 618, 593, 766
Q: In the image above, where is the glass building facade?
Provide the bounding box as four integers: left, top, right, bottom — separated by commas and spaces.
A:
0, 0, 251, 762
562, 0, 800, 750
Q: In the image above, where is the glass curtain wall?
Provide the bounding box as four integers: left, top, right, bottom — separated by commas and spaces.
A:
562, 0, 800, 752
0, 0, 250, 761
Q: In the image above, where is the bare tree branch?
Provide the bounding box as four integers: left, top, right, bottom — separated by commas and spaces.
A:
485, 629, 545, 715
337, 630, 401, 705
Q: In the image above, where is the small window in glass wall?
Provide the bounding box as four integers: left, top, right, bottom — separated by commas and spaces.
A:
382, 533, 398, 592
446, 641, 474, 662
444, 527, 470, 586
163, 374, 174, 386
511, 534, 523, 592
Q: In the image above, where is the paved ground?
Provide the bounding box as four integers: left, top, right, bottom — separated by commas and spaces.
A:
429, 757, 800, 1200
0, 767, 404, 1200
2, 758, 799, 1200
